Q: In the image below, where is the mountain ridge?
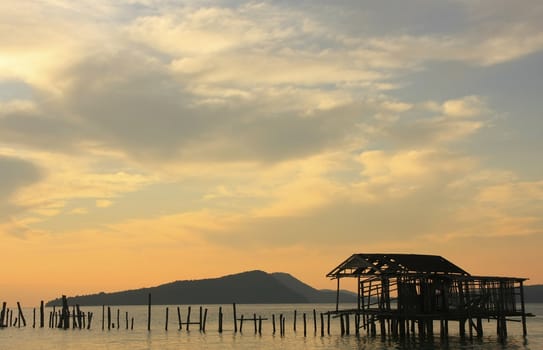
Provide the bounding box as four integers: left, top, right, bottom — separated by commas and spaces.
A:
46, 270, 357, 306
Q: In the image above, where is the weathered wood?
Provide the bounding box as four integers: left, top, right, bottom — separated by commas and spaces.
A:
303, 313, 307, 337
218, 307, 222, 333
186, 306, 191, 331
202, 308, 208, 332
177, 307, 182, 330
147, 293, 152, 331
0, 302, 6, 327
232, 303, 237, 333
16, 302, 26, 327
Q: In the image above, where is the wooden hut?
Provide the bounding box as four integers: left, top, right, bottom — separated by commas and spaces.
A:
327, 253, 530, 339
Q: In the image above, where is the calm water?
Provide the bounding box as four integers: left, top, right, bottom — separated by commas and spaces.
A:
1, 303, 541, 349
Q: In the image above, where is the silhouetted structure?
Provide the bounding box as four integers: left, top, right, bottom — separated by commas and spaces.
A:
327, 253, 530, 340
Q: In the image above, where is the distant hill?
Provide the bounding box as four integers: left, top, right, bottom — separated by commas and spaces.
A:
525, 284, 543, 303
46, 270, 357, 306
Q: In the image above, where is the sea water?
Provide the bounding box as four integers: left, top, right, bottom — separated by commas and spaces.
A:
1, 303, 542, 349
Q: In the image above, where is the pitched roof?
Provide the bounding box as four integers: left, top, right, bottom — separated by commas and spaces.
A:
326, 253, 470, 278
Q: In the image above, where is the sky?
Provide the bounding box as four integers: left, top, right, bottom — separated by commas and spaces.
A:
1, 0, 542, 306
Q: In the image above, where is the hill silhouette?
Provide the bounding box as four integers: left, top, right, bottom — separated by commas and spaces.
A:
46, 270, 357, 306
525, 284, 543, 303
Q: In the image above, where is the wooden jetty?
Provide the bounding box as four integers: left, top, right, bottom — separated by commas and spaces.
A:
327, 253, 532, 341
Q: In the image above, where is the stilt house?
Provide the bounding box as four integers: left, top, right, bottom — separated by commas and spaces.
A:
327, 253, 530, 339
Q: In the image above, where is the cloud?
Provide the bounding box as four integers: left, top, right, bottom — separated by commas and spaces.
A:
0, 155, 42, 199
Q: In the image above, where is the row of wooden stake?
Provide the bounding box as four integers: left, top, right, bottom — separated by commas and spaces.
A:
1, 295, 334, 337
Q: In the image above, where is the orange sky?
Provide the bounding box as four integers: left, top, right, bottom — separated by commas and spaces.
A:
1, 1, 543, 306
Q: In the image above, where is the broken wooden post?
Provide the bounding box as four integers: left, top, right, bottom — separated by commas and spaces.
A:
165, 307, 169, 331
218, 306, 222, 333
303, 313, 307, 337
320, 313, 324, 337
87, 312, 93, 329
177, 307, 182, 330
17, 302, 26, 327
147, 293, 151, 331
233, 303, 238, 333
186, 306, 191, 331
39, 301, 44, 328
60, 295, 70, 329
202, 308, 208, 332
0, 302, 6, 327
311, 309, 316, 334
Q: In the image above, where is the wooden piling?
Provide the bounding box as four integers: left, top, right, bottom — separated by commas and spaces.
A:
33, 307, 36, 328
232, 303, 237, 333
258, 315, 262, 335
88, 312, 93, 329
147, 293, 152, 331
131, 317, 134, 330
272, 314, 276, 334
186, 306, 191, 331
102, 305, 105, 330
116, 309, 120, 331
72, 305, 76, 328
239, 314, 244, 333
177, 307, 182, 330
0, 302, 6, 327
218, 307, 222, 333
303, 313, 307, 337
60, 295, 69, 329
126, 311, 129, 330
39, 301, 44, 328
313, 309, 317, 333
107, 306, 111, 330
165, 307, 169, 331
202, 308, 208, 332
293, 309, 297, 332
320, 313, 324, 337
199, 306, 203, 331
253, 313, 257, 334
77, 305, 83, 329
